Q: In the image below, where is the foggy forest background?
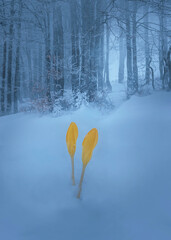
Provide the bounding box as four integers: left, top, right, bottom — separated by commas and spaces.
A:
0, 0, 171, 116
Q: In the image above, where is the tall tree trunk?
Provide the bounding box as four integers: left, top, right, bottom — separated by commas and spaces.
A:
132, 0, 138, 92
53, 6, 58, 98
80, 0, 90, 97
6, 0, 15, 113
125, 0, 133, 96
159, 0, 167, 89
1, 0, 7, 114
105, 20, 112, 91
56, 6, 64, 98
98, 16, 104, 92
118, 29, 126, 84
70, 0, 80, 102
167, 47, 171, 89
118, 0, 126, 84
80, 0, 86, 94
14, 0, 22, 113
28, 49, 33, 98
38, 44, 43, 97
45, 11, 52, 108
144, 4, 150, 84
1, 40, 7, 113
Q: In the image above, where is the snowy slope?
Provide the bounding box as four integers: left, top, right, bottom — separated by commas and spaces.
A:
0, 92, 171, 240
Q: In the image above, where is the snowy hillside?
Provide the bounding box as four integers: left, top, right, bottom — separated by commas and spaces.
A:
0, 92, 171, 240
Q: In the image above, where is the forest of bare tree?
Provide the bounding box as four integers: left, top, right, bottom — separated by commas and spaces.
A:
0, 0, 171, 116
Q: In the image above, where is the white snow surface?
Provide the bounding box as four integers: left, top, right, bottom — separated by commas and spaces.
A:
0, 92, 171, 240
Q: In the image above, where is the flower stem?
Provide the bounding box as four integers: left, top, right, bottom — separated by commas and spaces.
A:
77, 165, 86, 198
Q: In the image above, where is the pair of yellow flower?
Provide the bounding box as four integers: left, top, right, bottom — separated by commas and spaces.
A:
66, 122, 98, 198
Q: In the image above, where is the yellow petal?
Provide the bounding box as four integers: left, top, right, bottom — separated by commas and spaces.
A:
66, 122, 78, 158
82, 128, 98, 166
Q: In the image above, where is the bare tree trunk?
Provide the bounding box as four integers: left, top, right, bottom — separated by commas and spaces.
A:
80, 0, 91, 98
45, 11, 52, 109
70, 0, 80, 103
80, 0, 86, 94
0, 0, 7, 114
27, 49, 33, 98
98, 20, 104, 92
105, 20, 112, 91
38, 44, 43, 97
7, 0, 15, 113
1, 40, 7, 113
125, 0, 133, 96
167, 47, 171, 90
144, 4, 150, 84
132, 0, 138, 92
56, 6, 64, 98
118, 0, 126, 84
159, 0, 167, 89
118, 29, 126, 84
14, 0, 22, 113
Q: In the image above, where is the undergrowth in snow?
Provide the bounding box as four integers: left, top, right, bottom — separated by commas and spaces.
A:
0, 91, 171, 240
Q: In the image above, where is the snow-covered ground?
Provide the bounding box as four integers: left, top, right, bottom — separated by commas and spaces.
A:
0, 91, 171, 240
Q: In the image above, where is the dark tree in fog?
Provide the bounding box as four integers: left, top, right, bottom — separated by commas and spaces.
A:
158, 0, 168, 89
0, 0, 7, 113
14, 0, 22, 113
144, 2, 150, 85
7, 0, 15, 113
132, 0, 138, 92
125, 0, 133, 96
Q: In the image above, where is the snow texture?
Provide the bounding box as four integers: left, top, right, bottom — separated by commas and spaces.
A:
0, 91, 171, 240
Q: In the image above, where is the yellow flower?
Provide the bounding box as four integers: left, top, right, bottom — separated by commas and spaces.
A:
82, 128, 98, 166
66, 122, 78, 159
77, 128, 98, 198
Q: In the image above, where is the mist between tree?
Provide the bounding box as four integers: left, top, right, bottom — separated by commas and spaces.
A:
0, 0, 171, 116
